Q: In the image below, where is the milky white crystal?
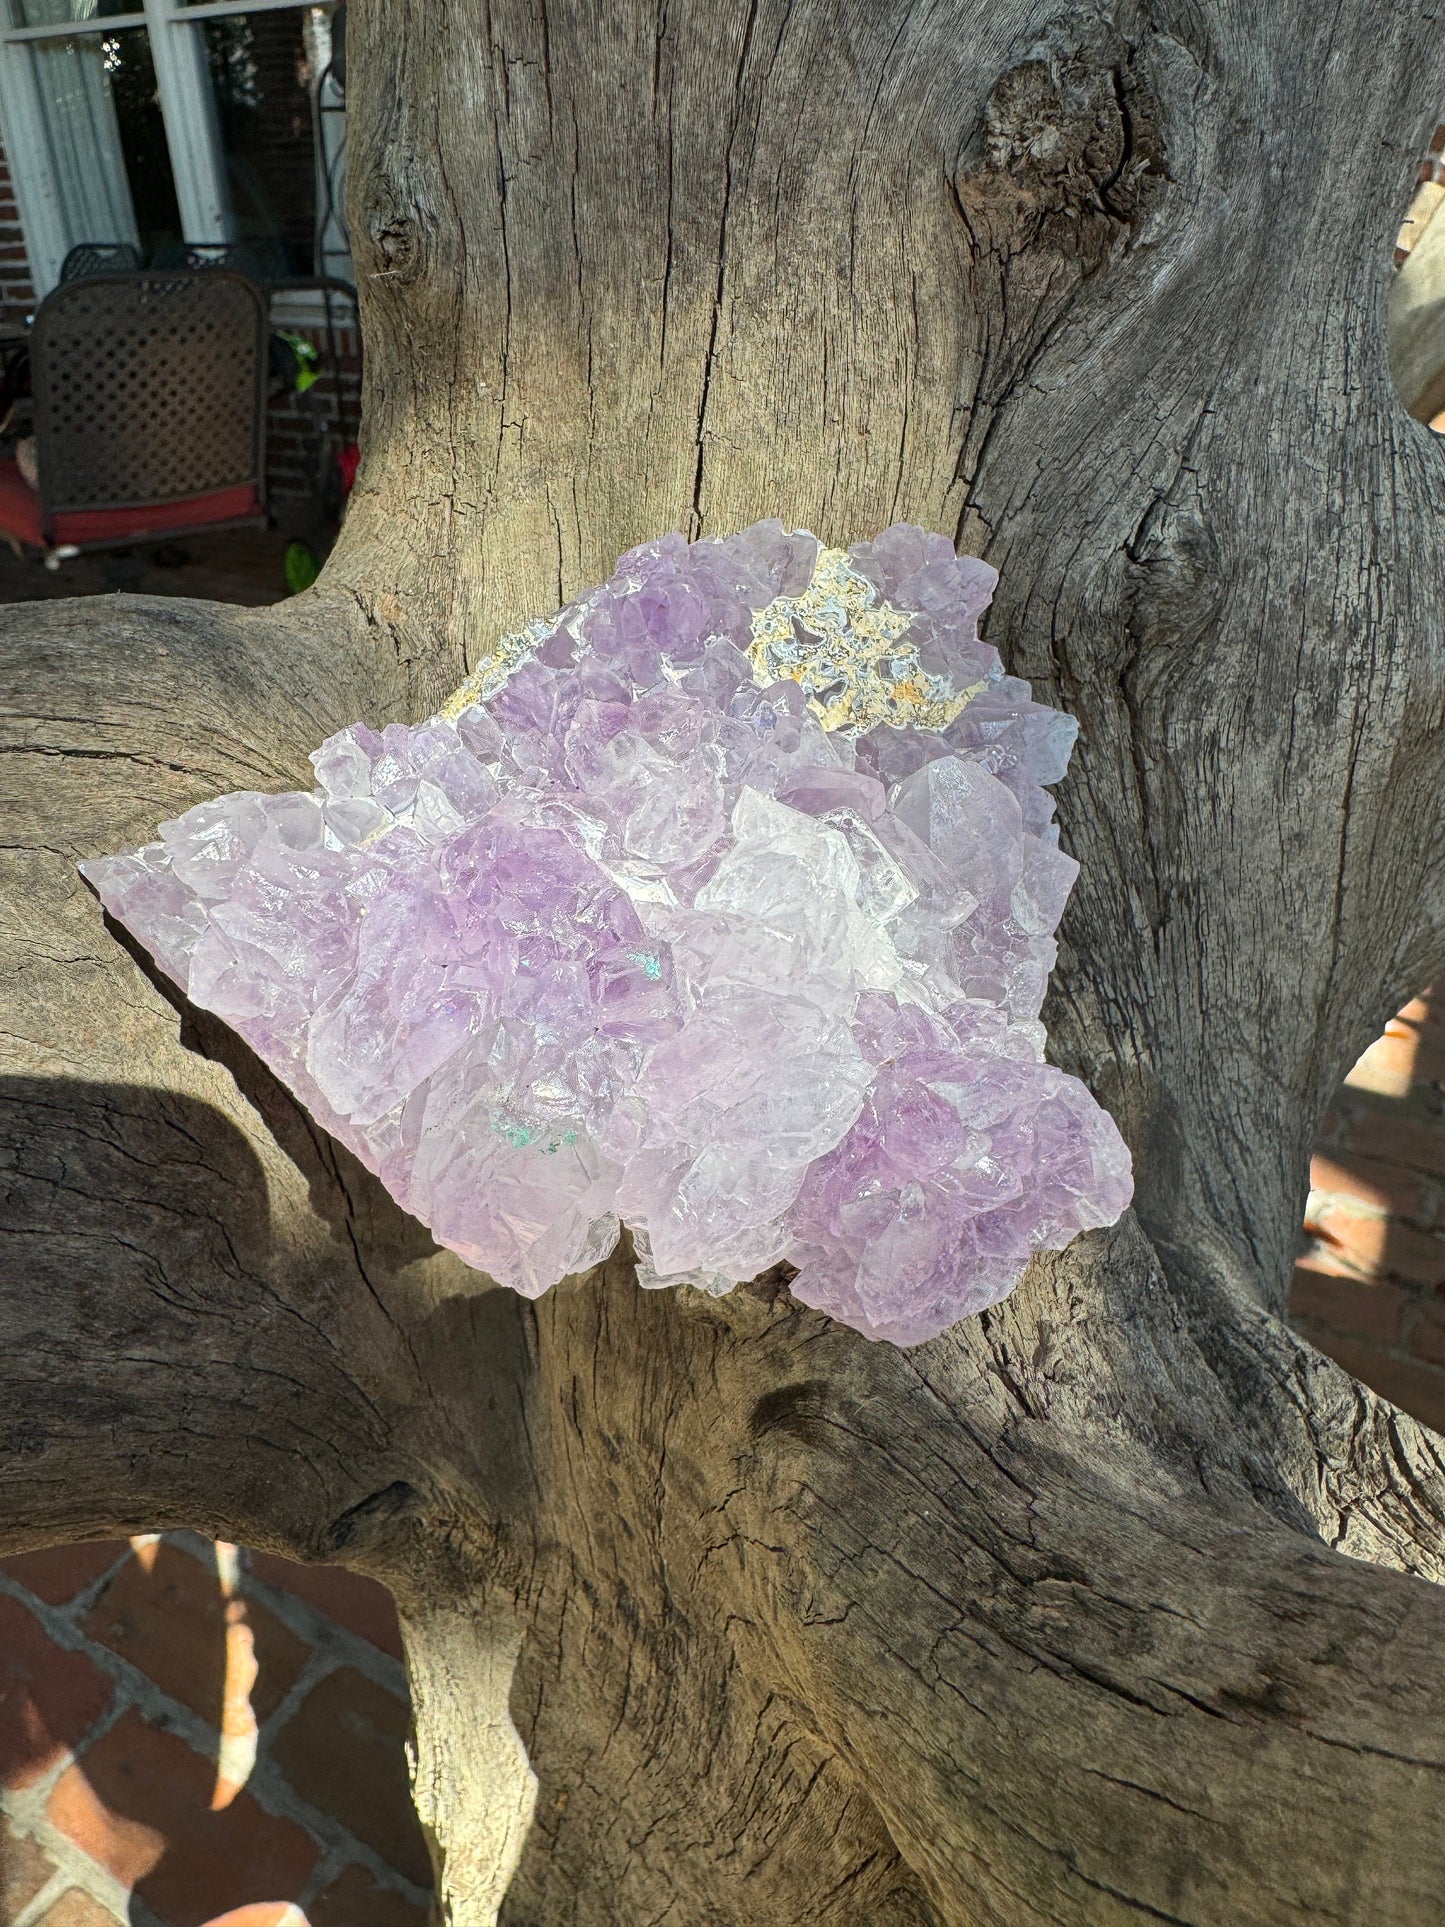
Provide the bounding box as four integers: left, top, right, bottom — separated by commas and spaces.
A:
82, 523, 1132, 1343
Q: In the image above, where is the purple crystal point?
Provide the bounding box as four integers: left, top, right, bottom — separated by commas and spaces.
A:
82, 521, 1132, 1343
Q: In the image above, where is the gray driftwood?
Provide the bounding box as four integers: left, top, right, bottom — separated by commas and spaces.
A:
5, 3, 1445, 1921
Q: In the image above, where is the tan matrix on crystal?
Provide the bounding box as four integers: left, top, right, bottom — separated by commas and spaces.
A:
747, 546, 987, 734
439, 547, 985, 735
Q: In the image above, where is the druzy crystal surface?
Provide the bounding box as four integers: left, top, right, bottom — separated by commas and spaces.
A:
83, 523, 1132, 1344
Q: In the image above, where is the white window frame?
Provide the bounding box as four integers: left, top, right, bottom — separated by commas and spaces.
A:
0, 0, 346, 305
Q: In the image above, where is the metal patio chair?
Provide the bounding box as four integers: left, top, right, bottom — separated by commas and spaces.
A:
0, 269, 268, 558
58, 243, 144, 284
149, 239, 280, 286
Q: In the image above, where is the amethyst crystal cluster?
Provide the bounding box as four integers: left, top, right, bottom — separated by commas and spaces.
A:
83, 522, 1131, 1343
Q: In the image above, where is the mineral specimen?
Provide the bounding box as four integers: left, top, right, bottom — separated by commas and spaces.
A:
82, 522, 1132, 1344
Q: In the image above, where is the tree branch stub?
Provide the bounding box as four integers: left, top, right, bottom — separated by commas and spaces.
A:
4, 2, 1445, 1922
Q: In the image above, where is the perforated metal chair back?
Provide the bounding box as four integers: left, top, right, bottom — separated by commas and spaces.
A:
31, 269, 267, 535
149, 239, 280, 286
59, 243, 143, 283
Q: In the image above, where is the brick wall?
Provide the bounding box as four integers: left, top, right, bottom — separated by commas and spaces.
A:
266, 323, 361, 509
0, 142, 35, 327
1290, 988, 1445, 1430
0, 1534, 430, 1927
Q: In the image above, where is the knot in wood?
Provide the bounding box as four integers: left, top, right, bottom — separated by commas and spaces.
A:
363, 183, 431, 285
749, 1380, 838, 1451
1124, 497, 1226, 655
322, 1478, 428, 1555
982, 43, 1162, 226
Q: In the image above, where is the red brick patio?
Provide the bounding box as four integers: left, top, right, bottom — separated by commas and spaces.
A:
1291, 987, 1445, 1430
0, 1536, 429, 1927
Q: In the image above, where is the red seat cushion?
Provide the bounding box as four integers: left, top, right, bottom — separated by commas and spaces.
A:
0, 457, 42, 547
0, 469, 261, 550
52, 481, 263, 546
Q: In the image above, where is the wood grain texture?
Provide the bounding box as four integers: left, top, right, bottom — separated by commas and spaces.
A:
4, 1, 1445, 1920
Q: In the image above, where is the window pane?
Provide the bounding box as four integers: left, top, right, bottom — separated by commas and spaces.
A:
202, 8, 345, 281
28, 27, 182, 264
12, 0, 138, 27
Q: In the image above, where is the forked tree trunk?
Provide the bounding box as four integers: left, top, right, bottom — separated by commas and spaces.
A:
5, 2, 1445, 1921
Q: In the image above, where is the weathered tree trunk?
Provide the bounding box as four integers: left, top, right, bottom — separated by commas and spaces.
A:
6, 2, 1445, 1920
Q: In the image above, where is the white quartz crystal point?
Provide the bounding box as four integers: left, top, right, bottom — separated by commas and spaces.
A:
80, 519, 1133, 1345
